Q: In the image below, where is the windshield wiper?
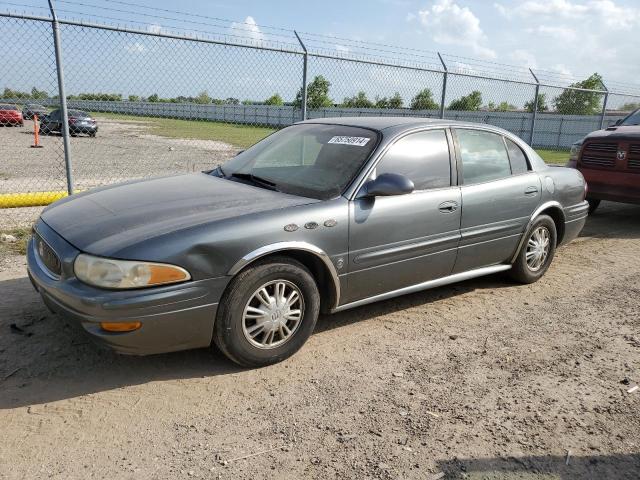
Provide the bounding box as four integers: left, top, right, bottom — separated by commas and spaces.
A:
228, 172, 279, 191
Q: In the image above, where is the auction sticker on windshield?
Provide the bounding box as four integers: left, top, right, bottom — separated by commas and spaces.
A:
327, 136, 371, 146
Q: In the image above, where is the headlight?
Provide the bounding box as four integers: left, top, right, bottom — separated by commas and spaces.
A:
74, 254, 190, 289
569, 141, 582, 161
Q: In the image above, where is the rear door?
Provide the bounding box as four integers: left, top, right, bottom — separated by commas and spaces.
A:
452, 128, 541, 273
345, 129, 461, 303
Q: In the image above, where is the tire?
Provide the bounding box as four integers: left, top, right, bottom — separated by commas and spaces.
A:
509, 214, 557, 284
214, 256, 320, 367
587, 198, 601, 215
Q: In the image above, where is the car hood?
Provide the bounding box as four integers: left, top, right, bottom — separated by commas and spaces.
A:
41, 173, 319, 254
584, 125, 640, 141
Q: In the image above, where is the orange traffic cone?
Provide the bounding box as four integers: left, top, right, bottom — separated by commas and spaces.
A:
31, 114, 43, 148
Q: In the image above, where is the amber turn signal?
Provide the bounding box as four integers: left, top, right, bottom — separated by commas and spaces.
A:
100, 321, 142, 332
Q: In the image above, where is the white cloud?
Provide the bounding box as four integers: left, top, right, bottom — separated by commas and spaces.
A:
496, 0, 638, 28
125, 42, 145, 53
530, 25, 577, 41
509, 49, 538, 69
231, 16, 264, 42
491, 0, 640, 85
414, 0, 496, 59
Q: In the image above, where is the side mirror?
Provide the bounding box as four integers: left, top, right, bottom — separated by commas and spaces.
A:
358, 173, 414, 198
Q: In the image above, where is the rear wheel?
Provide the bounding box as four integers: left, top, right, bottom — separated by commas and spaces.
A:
510, 214, 557, 284
587, 198, 601, 215
214, 257, 320, 367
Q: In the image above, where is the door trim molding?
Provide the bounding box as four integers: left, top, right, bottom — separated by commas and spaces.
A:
332, 264, 511, 313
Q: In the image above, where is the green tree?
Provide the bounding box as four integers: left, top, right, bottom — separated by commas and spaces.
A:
195, 90, 212, 104
495, 101, 516, 112
553, 73, 604, 115
342, 91, 374, 108
388, 92, 403, 109
147, 93, 159, 102
294, 75, 332, 109
524, 93, 549, 113
30, 87, 48, 99
264, 93, 284, 106
225, 97, 240, 105
410, 88, 439, 110
449, 90, 482, 111
620, 102, 640, 111
374, 96, 389, 109
128, 95, 140, 102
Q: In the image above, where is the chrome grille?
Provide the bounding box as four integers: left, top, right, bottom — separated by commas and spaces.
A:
581, 155, 615, 168
580, 142, 618, 169
584, 143, 617, 153
629, 144, 640, 170
34, 232, 62, 277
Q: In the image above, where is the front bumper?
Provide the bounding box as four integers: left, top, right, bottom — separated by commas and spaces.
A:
576, 165, 640, 205
27, 221, 229, 355
70, 124, 98, 134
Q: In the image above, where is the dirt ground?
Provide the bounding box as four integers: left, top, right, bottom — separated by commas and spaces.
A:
0, 201, 639, 480
0, 119, 237, 228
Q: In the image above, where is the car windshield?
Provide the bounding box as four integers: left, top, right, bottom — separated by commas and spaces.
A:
620, 109, 640, 126
27, 104, 45, 109
0, 104, 17, 110
218, 124, 378, 200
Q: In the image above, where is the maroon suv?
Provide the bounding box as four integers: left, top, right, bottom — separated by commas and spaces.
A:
568, 108, 640, 214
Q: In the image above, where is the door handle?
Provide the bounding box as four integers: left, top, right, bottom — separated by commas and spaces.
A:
438, 201, 459, 213
524, 186, 538, 196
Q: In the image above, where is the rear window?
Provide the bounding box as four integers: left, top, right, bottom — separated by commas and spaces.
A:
68, 110, 89, 117
0, 105, 17, 111
505, 138, 530, 174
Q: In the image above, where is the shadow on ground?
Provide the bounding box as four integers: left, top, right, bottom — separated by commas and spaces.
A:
437, 453, 640, 479
0, 271, 511, 409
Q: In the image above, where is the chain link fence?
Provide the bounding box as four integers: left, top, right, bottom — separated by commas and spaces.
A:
2, 10, 640, 229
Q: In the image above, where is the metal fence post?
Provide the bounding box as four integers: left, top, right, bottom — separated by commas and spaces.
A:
47, 0, 74, 195
528, 68, 540, 147
437, 52, 447, 119
294, 31, 308, 121
599, 80, 609, 130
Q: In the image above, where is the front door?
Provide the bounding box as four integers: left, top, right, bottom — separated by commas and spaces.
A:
345, 129, 461, 304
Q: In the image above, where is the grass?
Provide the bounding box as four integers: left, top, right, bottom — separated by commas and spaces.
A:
93, 112, 275, 149
93, 112, 571, 164
0, 227, 31, 256
535, 148, 570, 165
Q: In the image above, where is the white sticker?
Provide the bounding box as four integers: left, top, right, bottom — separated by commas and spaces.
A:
327, 136, 371, 147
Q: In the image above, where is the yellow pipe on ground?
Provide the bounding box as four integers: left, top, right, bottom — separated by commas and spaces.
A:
0, 191, 69, 208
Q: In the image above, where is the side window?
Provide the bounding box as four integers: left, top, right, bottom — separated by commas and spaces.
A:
456, 129, 512, 184
505, 138, 530, 174
375, 130, 451, 190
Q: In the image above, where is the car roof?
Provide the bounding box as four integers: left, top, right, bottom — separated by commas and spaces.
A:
297, 116, 451, 130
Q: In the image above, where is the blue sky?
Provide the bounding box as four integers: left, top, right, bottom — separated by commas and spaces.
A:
1, 0, 639, 106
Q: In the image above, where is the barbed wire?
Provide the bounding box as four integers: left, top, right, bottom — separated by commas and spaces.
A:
0, 0, 639, 95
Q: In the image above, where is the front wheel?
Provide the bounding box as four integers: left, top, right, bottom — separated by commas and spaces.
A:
587, 198, 601, 215
510, 215, 557, 284
214, 257, 320, 367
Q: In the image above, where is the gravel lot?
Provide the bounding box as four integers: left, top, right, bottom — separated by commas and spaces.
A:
0, 118, 237, 227
0, 201, 639, 479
